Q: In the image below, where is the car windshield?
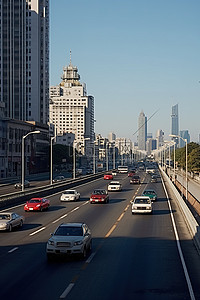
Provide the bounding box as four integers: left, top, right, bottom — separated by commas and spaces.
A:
144, 191, 155, 195
55, 226, 83, 236
63, 191, 75, 194
29, 199, 41, 203
133, 176, 140, 179
109, 182, 119, 185
135, 198, 150, 204
93, 190, 106, 195
0, 214, 11, 220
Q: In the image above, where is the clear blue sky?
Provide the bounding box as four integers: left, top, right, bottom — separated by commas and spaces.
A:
50, 0, 200, 142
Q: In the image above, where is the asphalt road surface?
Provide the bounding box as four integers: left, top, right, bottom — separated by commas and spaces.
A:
0, 171, 200, 300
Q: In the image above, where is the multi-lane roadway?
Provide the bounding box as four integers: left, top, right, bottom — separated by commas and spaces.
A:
0, 171, 200, 300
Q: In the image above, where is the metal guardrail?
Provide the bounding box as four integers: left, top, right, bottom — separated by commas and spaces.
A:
0, 172, 105, 208
160, 166, 200, 252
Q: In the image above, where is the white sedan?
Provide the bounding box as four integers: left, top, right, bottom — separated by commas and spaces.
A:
108, 181, 122, 191
60, 190, 80, 202
131, 196, 152, 214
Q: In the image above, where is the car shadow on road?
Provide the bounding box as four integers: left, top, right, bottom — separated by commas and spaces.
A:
21, 223, 43, 231
109, 198, 126, 204
152, 209, 176, 215
48, 205, 66, 211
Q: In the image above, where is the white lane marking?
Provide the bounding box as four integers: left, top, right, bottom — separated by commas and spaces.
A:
60, 283, 75, 299
161, 176, 196, 300
52, 202, 89, 224
86, 252, 96, 263
8, 247, 18, 253
29, 227, 46, 236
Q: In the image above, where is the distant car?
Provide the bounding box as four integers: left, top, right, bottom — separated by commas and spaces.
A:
130, 175, 141, 184
142, 189, 157, 201
24, 198, 50, 212
46, 223, 92, 260
90, 189, 109, 203
60, 190, 80, 202
14, 180, 30, 189
53, 175, 65, 183
151, 175, 157, 183
146, 167, 155, 174
128, 170, 136, 177
104, 174, 113, 180
131, 196, 152, 214
0, 212, 24, 231
112, 170, 117, 176
108, 181, 122, 191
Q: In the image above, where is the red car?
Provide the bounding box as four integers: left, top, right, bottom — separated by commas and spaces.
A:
90, 189, 109, 204
24, 198, 50, 212
130, 175, 141, 184
104, 174, 113, 180
128, 170, 136, 177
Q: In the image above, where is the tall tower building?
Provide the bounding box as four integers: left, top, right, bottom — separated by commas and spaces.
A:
171, 104, 179, 144
0, 0, 49, 124
138, 111, 147, 151
180, 130, 190, 148
49, 56, 94, 155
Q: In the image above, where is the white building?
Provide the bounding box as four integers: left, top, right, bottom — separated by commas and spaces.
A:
49, 57, 94, 155
0, 0, 49, 124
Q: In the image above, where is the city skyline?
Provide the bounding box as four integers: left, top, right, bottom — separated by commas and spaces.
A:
50, 0, 200, 142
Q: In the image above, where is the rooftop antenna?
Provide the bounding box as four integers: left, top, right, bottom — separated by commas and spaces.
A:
70, 49, 72, 65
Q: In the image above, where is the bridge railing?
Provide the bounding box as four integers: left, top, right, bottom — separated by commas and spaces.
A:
160, 166, 200, 252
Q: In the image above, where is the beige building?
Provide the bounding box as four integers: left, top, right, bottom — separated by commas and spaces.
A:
49, 58, 94, 155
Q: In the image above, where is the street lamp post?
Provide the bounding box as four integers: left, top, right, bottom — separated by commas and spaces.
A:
169, 134, 188, 200
50, 136, 56, 185
22, 130, 40, 191
93, 141, 96, 174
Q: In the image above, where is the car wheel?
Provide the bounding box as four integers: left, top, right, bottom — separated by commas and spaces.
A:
40, 207, 43, 212
19, 220, 23, 228
81, 247, 87, 259
88, 240, 92, 252
8, 224, 12, 232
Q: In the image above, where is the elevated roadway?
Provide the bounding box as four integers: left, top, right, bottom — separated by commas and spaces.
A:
0, 171, 200, 300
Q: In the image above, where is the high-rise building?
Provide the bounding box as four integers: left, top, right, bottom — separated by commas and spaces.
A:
49, 57, 94, 155
180, 130, 190, 148
108, 132, 116, 142
0, 0, 49, 124
138, 111, 147, 151
171, 104, 179, 145
156, 129, 164, 149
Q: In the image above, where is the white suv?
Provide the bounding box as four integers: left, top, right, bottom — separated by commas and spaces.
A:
46, 223, 92, 260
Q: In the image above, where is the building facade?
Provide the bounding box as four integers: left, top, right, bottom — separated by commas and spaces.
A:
138, 111, 147, 151
0, 0, 49, 124
171, 104, 179, 145
49, 58, 94, 156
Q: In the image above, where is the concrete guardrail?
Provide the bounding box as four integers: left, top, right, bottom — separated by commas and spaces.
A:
160, 166, 200, 252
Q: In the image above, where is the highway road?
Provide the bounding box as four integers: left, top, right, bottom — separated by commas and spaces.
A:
0, 171, 200, 300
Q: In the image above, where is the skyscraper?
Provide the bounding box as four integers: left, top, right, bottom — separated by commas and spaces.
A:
171, 104, 179, 143
138, 111, 147, 151
49, 56, 94, 155
180, 130, 190, 148
0, 0, 49, 124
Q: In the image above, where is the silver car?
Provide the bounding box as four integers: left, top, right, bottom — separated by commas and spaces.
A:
14, 180, 30, 189
46, 223, 92, 260
0, 212, 25, 231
